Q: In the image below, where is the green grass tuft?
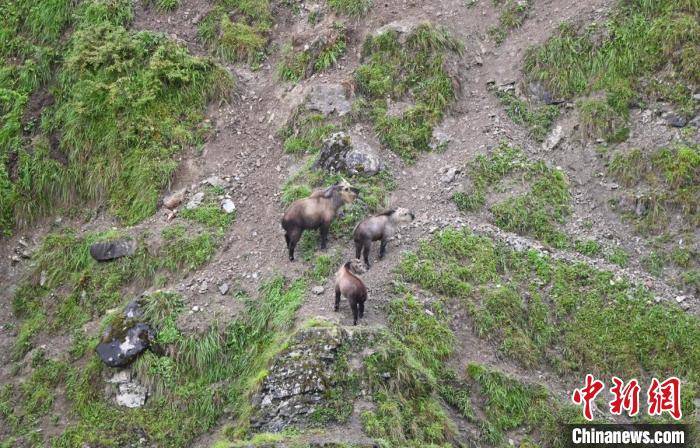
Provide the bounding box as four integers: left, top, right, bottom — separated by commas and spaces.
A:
355, 23, 463, 162
489, 0, 533, 45
278, 26, 347, 82
609, 145, 699, 234
199, 0, 272, 66
327, 0, 372, 16
398, 228, 700, 385
493, 88, 559, 142
524, 1, 700, 140
0, 2, 232, 232
453, 142, 571, 247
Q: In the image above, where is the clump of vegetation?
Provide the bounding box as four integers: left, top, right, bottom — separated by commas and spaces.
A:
453, 142, 571, 247
489, 0, 533, 45
279, 107, 340, 154
362, 293, 567, 446
0, 0, 231, 233
3, 278, 306, 447
327, 0, 372, 16
11, 225, 218, 361
606, 247, 629, 267
279, 25, 347, 82
198, 0, 273, 65
0, 351, 71, 445
609, 145, 699, 235
355, 23, 463, 161
147, 0, 179, 11
524, 1, 700, 141
398, 228, 700, 386
578, 98, 630, 143
573, 239, 602, 257
361, 298, 458, 447
180, 188, 236, 231
493, 88, 559, 141
466, 364, 564, 444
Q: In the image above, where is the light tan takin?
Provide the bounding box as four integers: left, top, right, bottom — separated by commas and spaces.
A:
353, 208, 415, 268
281, 181, 359, 261
334, 260, 367, 326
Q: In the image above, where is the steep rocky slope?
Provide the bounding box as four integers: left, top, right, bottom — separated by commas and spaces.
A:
1, 0, 698, 446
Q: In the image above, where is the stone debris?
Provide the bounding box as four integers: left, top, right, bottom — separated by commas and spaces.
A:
185, 192, 205, 210
306, 84, 352, 117
250, 325, 347, 432
221, 198, 236, 214
90, 239, 137, 262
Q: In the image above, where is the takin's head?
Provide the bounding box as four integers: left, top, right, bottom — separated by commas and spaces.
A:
345, 259, 367, 276
388, 207, 415, 224
317, 181, 359, 205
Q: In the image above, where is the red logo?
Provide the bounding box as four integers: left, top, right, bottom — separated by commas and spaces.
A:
647, 377, 682, 420
572, 374, 605, 421
609, 377, 640, 417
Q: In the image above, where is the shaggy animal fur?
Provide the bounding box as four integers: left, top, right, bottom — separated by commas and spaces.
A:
353, 207, 415, 267
281, 182, 358, 261
335, 260, 367, 325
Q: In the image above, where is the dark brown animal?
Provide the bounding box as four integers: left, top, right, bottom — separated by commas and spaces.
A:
281, 181, 358, 261
335, 260, 367, 325
353, 207, 415, 268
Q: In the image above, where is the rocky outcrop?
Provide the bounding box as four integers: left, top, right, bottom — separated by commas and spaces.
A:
105, 370, 148, 408
314, 132, 384, 177
90, 239, 137, 261
250, 325, 348, 432
96, 301, 154, 368
306, 84, 352, 117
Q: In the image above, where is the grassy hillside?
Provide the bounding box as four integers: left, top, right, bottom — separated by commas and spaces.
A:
0, 0, 231, 233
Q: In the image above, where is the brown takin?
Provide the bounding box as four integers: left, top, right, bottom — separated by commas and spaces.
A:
335, 260, 367, 325
281, 181, 359, 261
353, 207, 415, 268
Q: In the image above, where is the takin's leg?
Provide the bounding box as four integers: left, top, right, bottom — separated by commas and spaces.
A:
355, 240, 362, 260
288, 228, 302, 261
319, 222, 330, 250
350, 299, 359, 326
335, 286, 341, 312
362, 241, 372, 268
358, 300, 365, 319
379, 238, 388, 259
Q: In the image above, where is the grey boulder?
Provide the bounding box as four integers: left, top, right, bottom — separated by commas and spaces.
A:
90, 239, 137, 262
314, 132, 384, 177
306, 84, 352, 117
96, 322, 154, 368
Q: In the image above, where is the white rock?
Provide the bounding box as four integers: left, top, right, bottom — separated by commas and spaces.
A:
107, 370, 131, 384
116, 382, 147, 408
221, 198, 236, 214
312, 286, 325, 295
542, 125, 563, 151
